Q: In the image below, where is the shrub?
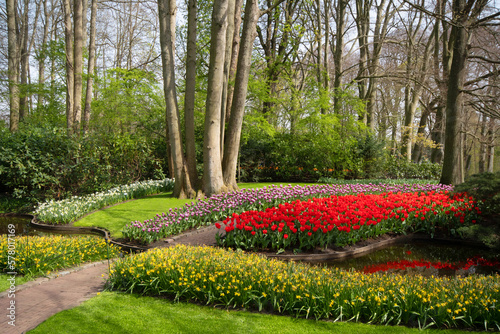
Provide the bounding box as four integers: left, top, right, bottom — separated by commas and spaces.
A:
384, 155, 441, 180
0, 127, 167, 204
454, 172, 500, 214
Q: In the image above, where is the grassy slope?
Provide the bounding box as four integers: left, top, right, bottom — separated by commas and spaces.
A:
29, 292, 469, 334
73, 193, 193, 238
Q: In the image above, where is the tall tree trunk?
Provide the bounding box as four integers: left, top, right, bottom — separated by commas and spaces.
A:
225, 0, 244, 119
220, 0, 236, 156
333, 0, 347, 114
158, 0, 194, 199
430, 106, 445, 163
73, 0, 84, 134
83, 0, 98, 134
440, 0, 487, 185
478, 114, 487, 173
203, 0, 229, 197
19, 0, 30, 121
7, 0, 20, 132
184, 0, 199, 187
411, 108, 430, 163
63, 0, 74, 134
37, 0, 50, 111
222, 0, 259, 191
440, 1, 468, 185
486, 117, 495, 173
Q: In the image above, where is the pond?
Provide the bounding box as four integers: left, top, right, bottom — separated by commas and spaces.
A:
0, 214, 69, 237
316, 242, 500, 277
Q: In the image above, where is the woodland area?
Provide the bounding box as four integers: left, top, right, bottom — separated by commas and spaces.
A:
0, 0, 499, 200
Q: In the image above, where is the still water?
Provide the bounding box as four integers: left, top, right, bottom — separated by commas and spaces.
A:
311, 242, 499, 277
0, 215, 64, 236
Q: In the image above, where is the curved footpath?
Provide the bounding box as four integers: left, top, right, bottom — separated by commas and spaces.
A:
0, 224, 220, 334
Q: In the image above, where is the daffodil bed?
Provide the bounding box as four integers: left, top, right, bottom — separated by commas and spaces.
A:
108, 244, 500, 330
0, 235, 120, 277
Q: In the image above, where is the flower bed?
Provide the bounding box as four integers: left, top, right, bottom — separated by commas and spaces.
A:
122, 183, 454, 244
107, 244, 500, 330
216, 191, 480, 251
35, 179, 174, 224
0, 235, 120, 277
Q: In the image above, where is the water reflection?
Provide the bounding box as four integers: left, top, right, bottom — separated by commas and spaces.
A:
310, 242, 499, 277
0, 215, 63, 236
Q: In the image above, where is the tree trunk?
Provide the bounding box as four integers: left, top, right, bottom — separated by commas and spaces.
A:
333, 0, 347, 114
7, 0, 20, 132
63, 0, 74, 134
19, 0, 30, 121
411, 108, 430, 163
486, 117, 495, 173
478, 114, 487, 173
225, 0, 244, 119
430, 106, 445, 163
158, 0, 194, 199
203, 0, 229, 197
184, 0, 199, 187
37, 0, 50, 110
220, 0, 236, 156
73, 0, 84, 134
440, 1, 468, 185
83, 0, 98, 134
222, 0, 259, 191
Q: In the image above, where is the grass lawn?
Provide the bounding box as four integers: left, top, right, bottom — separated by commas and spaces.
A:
28, 292, 470, 334
0, 273, 33, 292
73, 183, 315, 238
73, 192, 194, 238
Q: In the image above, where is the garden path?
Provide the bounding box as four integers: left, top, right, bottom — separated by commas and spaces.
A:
0, 224, 220, 334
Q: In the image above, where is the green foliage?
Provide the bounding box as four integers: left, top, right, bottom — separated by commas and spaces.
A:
454, 172, 500, 214
384, 155, 441, 180
0, 127, 167, 205
239, 112, 366, 182
90, 68, 165, 137
353, 134, 386, 179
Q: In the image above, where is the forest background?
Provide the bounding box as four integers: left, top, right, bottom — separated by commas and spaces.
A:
0, 0, 499, 208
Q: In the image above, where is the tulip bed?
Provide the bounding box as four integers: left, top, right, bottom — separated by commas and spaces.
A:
122, 183, 455, 244
107, 245, 500, 330
216, 191, 481, 251
0, 235, 119, 277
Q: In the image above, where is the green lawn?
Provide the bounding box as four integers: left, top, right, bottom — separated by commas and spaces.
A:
29, 292, 470, 334
73, 192, 194, 238
0, 273, 33, 292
